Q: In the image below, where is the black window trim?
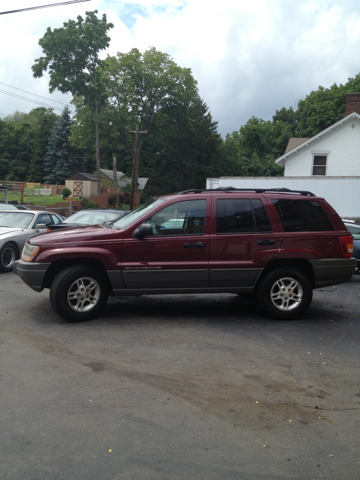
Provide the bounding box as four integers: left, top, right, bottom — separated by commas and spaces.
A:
216, 198, 273, 235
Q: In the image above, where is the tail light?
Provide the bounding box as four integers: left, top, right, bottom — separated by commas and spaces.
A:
339, 236, 353, 257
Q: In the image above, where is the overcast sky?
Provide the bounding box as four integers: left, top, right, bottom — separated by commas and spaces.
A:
1, 0, 360, 136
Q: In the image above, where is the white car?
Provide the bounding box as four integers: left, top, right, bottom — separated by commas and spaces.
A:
0, 210, 63, 272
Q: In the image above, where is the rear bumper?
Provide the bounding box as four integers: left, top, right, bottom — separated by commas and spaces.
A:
13, 260, 51, 292
310, 258, 356, 287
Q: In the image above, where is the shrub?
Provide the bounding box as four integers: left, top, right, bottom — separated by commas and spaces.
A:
108, 193, 128, 207
61, 187, 71, 200
81, 197, 100, 209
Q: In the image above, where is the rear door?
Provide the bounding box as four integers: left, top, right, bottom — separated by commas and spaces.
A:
209, 195, 281, 288
270, 197, 346, 258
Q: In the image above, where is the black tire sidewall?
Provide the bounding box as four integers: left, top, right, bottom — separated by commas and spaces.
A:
0, 243, 18, 273
50, 266, 108, 322
257, 268, 313, 320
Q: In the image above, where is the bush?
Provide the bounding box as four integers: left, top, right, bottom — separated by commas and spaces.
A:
108, 193, 129, 207
61, 187, 71, 200
81, 197, 100, 209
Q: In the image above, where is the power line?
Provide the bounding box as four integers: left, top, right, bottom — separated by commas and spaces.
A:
0, 0, 91, 15
0, 82, 71, 106
0, 89, 72, 112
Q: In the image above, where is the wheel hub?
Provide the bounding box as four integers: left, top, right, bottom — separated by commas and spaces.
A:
270, 277, 303, 311
67, 277, 101, 313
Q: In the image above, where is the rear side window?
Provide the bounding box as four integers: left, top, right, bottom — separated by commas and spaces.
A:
272, 199, 335, 232
216, 198, 272, 234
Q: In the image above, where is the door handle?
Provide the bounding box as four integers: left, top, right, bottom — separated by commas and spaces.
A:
257, 239, 276, 245
184, 242, 204, 248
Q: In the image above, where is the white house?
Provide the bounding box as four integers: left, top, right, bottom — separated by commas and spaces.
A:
207, 93, 360, 218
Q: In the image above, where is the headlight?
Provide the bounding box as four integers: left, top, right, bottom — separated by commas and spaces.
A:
21, 243, 40, 262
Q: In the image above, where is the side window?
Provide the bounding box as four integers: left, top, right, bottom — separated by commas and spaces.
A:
216, 198, 272, 234
34, 214, 52, 228
146, 200, 206, 236
272, 199, 335, 232
51, 215, 61, 225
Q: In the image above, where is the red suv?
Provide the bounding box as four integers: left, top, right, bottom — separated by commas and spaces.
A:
13, 188, 355, 322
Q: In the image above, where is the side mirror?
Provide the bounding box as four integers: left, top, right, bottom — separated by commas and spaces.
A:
35, 223, 47, 232
132, 223, 153, 239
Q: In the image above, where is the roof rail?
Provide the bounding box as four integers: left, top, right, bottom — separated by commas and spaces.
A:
176, 187, 316, 196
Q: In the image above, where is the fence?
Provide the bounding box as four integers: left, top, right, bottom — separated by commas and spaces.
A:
24, 187, 52, 196
0, 182, 65, 198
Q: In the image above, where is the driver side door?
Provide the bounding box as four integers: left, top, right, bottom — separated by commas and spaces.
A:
121, 199, 210, 291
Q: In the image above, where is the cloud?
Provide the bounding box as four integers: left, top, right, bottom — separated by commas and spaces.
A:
1, 0, 360, 137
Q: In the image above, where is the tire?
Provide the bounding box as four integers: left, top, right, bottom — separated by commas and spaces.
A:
0, 243, 18, 273
50, 266, 109, 322
256, 268, 313, 320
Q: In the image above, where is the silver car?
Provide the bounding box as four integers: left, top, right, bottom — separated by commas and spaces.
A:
0, 210, 63, 272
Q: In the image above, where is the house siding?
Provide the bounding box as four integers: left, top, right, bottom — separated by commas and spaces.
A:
284, 117, 360, 176
206, 176, 360, 218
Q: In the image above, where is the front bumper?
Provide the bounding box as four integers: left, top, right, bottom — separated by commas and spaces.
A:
310, 258, 357, 287
13, 260, 51, 292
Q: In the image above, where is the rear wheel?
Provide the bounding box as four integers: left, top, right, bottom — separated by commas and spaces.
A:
0, 243, 18, 272
256, 268, 313, 320
50, 266, 109, 322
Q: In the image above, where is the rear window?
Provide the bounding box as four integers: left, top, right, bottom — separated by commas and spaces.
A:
216, 198, 272, 234
272, 199, 335, 232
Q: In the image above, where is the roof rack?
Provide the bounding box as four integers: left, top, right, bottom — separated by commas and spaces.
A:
176, 187, 316, 196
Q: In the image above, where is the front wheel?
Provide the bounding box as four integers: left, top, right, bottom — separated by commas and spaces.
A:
0, 243, 18, 272
50, 266, 109, 322
256, 268, 313, 320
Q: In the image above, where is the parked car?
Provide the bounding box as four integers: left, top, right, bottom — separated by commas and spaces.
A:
0, 204, 18, 210
14, 205, 31, 210
342, 219, 360, 240
342, 220, 360, 273
353, 240, 360, 274
0, 204, 30, 210
47, 208, 130, 231
13, 188, 355, 322
0, 210, 63, 272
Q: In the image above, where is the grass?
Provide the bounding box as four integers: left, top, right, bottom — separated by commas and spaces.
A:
0, 193, 130, 210
0, 192, 66, 206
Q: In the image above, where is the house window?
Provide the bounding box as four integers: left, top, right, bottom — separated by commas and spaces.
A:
313, 155, 327, 175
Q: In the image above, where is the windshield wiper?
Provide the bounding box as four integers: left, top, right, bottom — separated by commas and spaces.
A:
101, 221, 114, 229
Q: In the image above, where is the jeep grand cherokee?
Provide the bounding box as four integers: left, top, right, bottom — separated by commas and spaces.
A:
13, 188, 355, 322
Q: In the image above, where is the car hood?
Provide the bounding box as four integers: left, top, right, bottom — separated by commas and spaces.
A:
0, 227, 29, 237
28, 224, 125, 246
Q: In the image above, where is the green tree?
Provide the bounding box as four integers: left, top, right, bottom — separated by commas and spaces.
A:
0, 119, 33, 181
27, 108, 58, 182
43, 106, 85, 184
70, 95, 133, 176
138, 97, 222, 196
104, 47, 199, 188
31, 10, 114, 193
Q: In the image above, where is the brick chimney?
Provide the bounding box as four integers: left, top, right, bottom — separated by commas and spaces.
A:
344, 93, 360, 116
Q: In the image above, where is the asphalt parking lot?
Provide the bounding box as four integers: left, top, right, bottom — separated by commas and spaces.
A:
1, 272, 359, 480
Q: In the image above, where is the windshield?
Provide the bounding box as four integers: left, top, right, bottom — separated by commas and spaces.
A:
112, 199, 165, 229
0, 212, 34, 228
64, 210, 122, 225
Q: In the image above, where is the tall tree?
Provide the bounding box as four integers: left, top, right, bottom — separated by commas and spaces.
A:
27, 108, 58, 182
31, 10, 113, 193
0, 119, 33, 181
104, 47, 199, 188
43, 106, 85, 184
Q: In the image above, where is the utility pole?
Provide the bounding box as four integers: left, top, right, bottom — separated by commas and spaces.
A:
112, 156, 119, 208
129, 125, 147, 210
